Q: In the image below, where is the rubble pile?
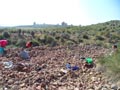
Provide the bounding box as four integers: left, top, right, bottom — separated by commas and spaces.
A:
0, 45, 119, 90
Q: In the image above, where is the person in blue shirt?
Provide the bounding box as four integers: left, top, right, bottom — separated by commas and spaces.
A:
66, 63, 79, 71
19, 48, 30, 60
0, 45, 5, 56
66, 63, 71, 69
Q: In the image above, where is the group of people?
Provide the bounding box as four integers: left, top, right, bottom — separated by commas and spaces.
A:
0, 39, 33, 60
0, 39, 118, 63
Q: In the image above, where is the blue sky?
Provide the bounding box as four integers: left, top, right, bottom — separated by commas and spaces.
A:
0, 0, 119, 26
79, 0, 120, 25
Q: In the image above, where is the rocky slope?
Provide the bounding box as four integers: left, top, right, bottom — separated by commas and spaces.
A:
0, 45, 119, 90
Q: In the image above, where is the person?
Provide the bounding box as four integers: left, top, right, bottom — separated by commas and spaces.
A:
26, 41, 32, 48
0, 40, 8, 47
0, 45, 5, 56
72, 65, 79, 70
84, 57, 94, 68
19, 48, 30, 60
0, 40, 8, 56
66, 63, 79, 71
66, 63, 71, 69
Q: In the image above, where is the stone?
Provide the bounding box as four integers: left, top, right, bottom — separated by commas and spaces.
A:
0, 76, 3, 81
94, 85, 102, 90
58, 87, 67, 90
2, 87, 8, 90
88, 89, 94, 90
91, 77, 97, 82
7, 79, 14, 84
20, 83, 26, 87
11, 85, 19, 90
95, 64, 106, 72
60, 69, 68, 73
97, 77, 101, 81
104, 84, 110, 89
74, 87, 79, 90
89, 72, 93, 75
111, 84, 118, 90
117, 87, 120, 90
14, 81, 19, 85
36, 85, 41, 90
101, 87, 108, 90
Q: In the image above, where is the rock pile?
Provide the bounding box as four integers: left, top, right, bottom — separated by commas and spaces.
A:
0, 45, 119, 90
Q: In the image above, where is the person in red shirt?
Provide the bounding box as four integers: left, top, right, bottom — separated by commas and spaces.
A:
26, 41, 32, 48
0, 40, 8, 47
0, 40, 8, 56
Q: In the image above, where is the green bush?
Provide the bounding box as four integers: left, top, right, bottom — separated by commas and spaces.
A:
61, 33, 70, 39
49, 40, 58, 47
18, 29, 22, 36
101, 52, 120, 70
59, 38, 65, 45
16, 39, 26, 47
65, 40, 74, 46
45, 35, 55, 44
78, 39, 83, 43
55, 36, 60, 40
11, 40, 18, 45
96, 36, 105, 41
0, 34, 4, 39
83, 35, 89, 39
31, 39, 39, 46
2, 31, 10, 38
44, 35, 58, 46
31, 31, 35, 38
96, 41, 104, 46
98, 46, 120, 81
9, 30, 16, 33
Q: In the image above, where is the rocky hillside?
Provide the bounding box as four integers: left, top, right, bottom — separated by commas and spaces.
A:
0, 20, 120, 90
0, 45, 119, 90
0, 20, 120, 48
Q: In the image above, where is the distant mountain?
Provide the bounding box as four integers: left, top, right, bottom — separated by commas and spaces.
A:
15, 24, 61, 28
0, 26, 5, 28
15, 23, 69, 28
0, 22, 69, 29
0, 20, 120, 29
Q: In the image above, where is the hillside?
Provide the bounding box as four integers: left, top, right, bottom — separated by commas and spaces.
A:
0, 20, 120, 48
0, 20, 120, 90
0, 45, 114, 90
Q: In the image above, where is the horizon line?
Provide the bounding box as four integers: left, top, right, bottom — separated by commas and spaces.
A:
0, 19, 120, 27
